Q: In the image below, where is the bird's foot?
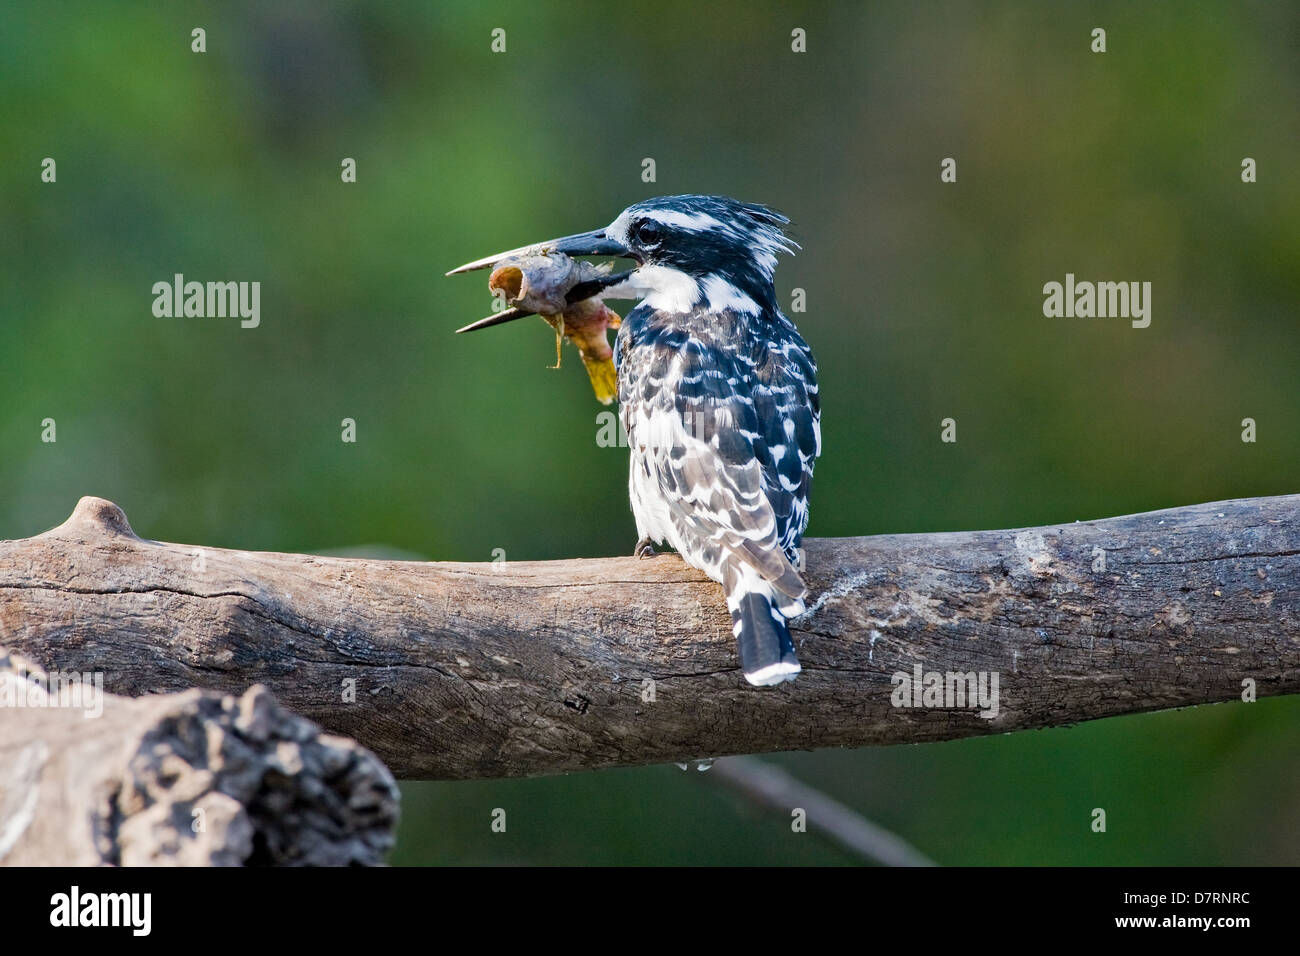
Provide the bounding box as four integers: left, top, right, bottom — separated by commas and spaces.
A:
633, 537, 657, 559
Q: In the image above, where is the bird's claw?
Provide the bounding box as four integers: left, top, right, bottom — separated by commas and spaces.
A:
634, 537, 657, 559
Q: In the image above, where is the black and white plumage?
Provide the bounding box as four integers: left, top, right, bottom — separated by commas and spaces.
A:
603, 197, 819, 685
450, 195, 820, 686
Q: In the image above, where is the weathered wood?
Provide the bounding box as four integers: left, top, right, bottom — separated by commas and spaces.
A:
0, 649, 399, 865
1, 495, 1296, 780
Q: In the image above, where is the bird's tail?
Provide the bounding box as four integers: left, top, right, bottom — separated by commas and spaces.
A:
731, 590, 801, 686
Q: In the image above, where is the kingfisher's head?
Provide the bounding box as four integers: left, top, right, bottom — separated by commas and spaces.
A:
448, 194, 796, 322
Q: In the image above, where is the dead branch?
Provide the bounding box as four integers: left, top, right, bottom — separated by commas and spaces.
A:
0, 649, 399, 865
1, 495, 1296, 779
707, 756, 936, 866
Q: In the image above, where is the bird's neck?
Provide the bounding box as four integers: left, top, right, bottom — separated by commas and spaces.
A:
622, 304, 788, 353
625, 264, 779, 318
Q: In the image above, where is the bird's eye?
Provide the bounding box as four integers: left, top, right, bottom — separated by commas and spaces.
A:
635, 220, 662, 245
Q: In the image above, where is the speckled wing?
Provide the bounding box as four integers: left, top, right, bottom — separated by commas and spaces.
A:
749, 311, 820, 560
617, 308, 820, 609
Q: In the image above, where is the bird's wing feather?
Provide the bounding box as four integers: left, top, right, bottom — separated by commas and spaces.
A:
750, 314, 820, 558
619, 312, 817, 602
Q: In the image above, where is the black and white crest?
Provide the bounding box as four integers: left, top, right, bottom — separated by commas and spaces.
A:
603, 195, 798, 314
608, 195, 821, 686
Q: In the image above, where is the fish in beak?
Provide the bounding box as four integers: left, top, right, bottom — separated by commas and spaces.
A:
447, 228, 637, 404
447, 228, 631, 277
447, 227, 635, 331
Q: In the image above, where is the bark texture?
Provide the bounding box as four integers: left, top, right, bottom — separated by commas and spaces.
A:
1, 495, 1296, 779
0, 649, 399, 865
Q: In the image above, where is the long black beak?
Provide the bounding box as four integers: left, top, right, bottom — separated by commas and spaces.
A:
447, 227, 633, 333
445, 228, 630, 276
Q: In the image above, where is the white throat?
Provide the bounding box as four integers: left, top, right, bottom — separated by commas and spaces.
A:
602, 265, 761, 315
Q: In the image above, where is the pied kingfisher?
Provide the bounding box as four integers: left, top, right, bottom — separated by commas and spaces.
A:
449, 195, 820, 686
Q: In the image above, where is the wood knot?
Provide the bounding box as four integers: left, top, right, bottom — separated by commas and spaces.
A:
564, 694, 591, 714
63, 497, 138, 538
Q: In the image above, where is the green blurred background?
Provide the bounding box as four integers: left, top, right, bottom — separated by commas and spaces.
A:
2, 1, 1297, 864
